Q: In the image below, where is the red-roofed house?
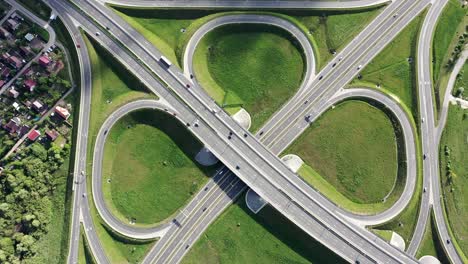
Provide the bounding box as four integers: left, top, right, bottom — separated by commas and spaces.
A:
24, 79, 37, 92
38, 56, 50, 67
8, 56, 23, 69
45, 130, 59, 141
28, 129, 40, 141
55, 106, 70, 120
0, 67, 10, 78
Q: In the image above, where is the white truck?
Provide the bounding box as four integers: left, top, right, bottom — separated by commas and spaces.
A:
159, 56, 172, 68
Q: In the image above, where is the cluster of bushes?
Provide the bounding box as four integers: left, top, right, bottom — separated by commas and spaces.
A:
446, 25, 468, 68
444, 145, 456, 185
0, 142, 70, 263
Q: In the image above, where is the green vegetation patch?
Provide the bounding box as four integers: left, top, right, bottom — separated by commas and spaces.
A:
284, 100, 398, 204
372, 229, 393, 242
194, 24, 304, 131
84, 34, 156, 263
182, 194, 345, 264
454, 62, 468, 99
439, 105, 468, 259
17, 0, 51, 21
416, 215, 450, 262
111, 7, 382, 71
103, 109, 214, 225
350, 13, 424, 120
432, 0, 467, 115
285, 7, 382, 68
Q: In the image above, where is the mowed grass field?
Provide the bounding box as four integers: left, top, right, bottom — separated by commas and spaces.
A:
112, 7, 383, 70
103, 109, 215, 225
285, 7, 382, 68
284, 100, 398, 204
194, 24, 304, 131
350, 13, 424, 120
416, 216, 450, 262
439, 105, 468, 260
111, 8, 218, 67
84, 35, 156, 263
182, 194, 345, 264
432, 0, 466, 114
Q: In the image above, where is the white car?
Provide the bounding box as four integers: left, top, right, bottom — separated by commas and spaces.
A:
357, 65, 362, 70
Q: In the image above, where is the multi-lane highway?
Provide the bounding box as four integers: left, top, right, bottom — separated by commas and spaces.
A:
49, 0, 424, 263
33, 0, 467, 263
102, 0, 391, 9
409, 0, 464, 262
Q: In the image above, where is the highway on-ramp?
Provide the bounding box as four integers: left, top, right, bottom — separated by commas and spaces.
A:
407, 0, 464, 262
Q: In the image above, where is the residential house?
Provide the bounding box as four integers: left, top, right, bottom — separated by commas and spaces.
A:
32, 100, 44, 112
55, 106, 70, 120
1, 67, 11, 78
19, 46, 33, 57
38, 55, 50, 67
7, 88, 19, 98
18, 125, 29, 137
12, 102, 19, 111
3, 117, 21, 134
6, 19, 19, 31
0, 26, 10, 38
8, 55, 23, 69
27, 129, 40, 141
23, 79, 36, 92
45, 129, 58, 141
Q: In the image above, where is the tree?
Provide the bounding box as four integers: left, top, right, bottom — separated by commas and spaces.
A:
29, 144, 47, 161
456, 87, 464, 97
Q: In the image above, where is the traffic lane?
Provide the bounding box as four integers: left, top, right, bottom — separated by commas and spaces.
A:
102, 0, 392, 9
257, 0, 413, 139
260, 0, 428, 148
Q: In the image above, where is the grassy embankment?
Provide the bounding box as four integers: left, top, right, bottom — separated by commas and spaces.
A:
439, 105, 468, 261
83, 34, 157, 263
182, 193, 345, 264
17, 0, 51, 21
454, 62, 468, 99
432, 0, 466, 115
416, 215, 450, 263
284, 100, 399, 210
111, 6, 382, 69
350, 13, 425, 122
102, 109, 215, 226
193, 24, 304, 132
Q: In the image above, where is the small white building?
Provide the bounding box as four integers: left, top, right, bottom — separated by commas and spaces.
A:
24, 33, 34, 42
12, 102, 19, 111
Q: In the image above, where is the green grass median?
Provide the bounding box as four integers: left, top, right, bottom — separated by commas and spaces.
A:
102, 109, 215, 225
439, 105, 468, 261
193, 24, 304, 132
284, 100, 399, 205
350, 13, 425, 121
182, 193, 345, 264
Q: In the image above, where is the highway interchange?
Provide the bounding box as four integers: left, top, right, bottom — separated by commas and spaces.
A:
27, 0, 467, 263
